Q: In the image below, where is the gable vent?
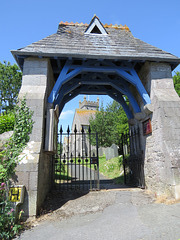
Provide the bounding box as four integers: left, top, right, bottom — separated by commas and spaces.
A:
90, 25, 102, 34
85, 15, 108, 35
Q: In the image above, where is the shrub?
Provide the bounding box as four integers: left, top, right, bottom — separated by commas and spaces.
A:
0, 97, 34, 239
0, 112, 15, 134
0, 182, 23, 240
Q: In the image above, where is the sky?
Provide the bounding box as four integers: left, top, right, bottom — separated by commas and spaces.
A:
0, 0, 180, 131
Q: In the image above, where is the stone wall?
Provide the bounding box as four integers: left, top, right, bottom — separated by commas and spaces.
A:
12, 58, 55, 218
137, 62, 180, 199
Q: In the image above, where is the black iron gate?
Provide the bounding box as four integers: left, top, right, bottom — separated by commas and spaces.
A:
54, 125, 100, 191
120, 127, 145, 188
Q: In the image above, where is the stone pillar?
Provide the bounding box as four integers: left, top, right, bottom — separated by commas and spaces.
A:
12, 57, 55, 219
139, 62, 180, 199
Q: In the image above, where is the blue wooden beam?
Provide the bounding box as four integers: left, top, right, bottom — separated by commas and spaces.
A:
79, 80, 140, 113
58, 85, 134, 119
108, 93, 133, 119
110, 82, 141, 113
48, 60, 82, 103
54, 82, 80, 106
48, 60, 72, 103
130, 68, 151, 105
48, 60, 151, 111
68, 63, 151, 105
116, 68, 151, 105
54, 76, 140, 114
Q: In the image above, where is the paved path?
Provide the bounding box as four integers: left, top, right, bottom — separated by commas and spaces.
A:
57, 164, 109, 190
69, 164, 108, 181
16, 188, 180, 240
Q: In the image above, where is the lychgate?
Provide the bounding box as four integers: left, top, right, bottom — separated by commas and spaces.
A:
11, 15, 180, 219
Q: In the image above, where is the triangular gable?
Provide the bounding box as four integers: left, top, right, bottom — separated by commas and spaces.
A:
85, 15, 108, 35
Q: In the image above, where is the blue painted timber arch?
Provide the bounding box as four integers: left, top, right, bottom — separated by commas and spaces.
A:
48, 59, 151, 119
54, 76, 141, 115
57, 85, 134, 119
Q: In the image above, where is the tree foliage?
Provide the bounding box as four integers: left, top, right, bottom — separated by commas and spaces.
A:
89, 100, 128, 147
0, 61, 22, 112
173, 71, 180, 97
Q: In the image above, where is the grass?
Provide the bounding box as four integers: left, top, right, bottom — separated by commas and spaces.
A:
55, 172, 73, 181
55, 162, 73, 182
99, 155, 124, 184
54, 155, 125, 184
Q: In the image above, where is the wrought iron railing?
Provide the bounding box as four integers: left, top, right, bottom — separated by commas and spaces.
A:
53, 125, 99, 191
120, 127, 145, 188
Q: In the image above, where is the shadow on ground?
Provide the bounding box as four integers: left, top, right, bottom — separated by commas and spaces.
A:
39, 190, 89, 216
39, 178, 134, 218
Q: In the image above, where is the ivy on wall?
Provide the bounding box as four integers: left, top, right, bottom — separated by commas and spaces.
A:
0, 97, 34, 239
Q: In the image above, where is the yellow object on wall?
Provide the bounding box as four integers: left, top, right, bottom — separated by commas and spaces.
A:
9, 187, 22, 202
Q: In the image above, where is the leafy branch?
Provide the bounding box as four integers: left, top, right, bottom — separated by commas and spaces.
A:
0, 97, 34, 239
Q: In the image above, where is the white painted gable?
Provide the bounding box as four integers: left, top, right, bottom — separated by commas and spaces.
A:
85, 15, 108, 35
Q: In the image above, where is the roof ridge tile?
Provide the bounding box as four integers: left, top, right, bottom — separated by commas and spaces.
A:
58, 20, 130, 31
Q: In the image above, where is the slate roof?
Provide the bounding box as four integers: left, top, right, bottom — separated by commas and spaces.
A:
76, 109, 97, 124
11, 16, 180, 68
71, 109, 96, 132
72, 109, 97, 127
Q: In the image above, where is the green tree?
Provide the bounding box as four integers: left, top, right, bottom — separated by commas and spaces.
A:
89, 103, 111, 147
173, 71, 180, 97
89, 100, 128, 147
0, 61, 22, 113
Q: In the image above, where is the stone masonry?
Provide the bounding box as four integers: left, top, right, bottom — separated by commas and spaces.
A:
12, 58, 55, 219
12, 59, 180, 219
137, 62, 180, 199
11, 16, 180, 218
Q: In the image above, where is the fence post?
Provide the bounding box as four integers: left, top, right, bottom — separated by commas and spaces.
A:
122, 133, 127, 185
96, 132, 100, 190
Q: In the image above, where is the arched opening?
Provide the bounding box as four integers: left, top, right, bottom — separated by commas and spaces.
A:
50, 92, 144, 193
11, 15, 180, 218
48, 58, 151, 116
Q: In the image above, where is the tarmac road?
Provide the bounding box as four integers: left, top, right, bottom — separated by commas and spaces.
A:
15, 188, 180, 240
